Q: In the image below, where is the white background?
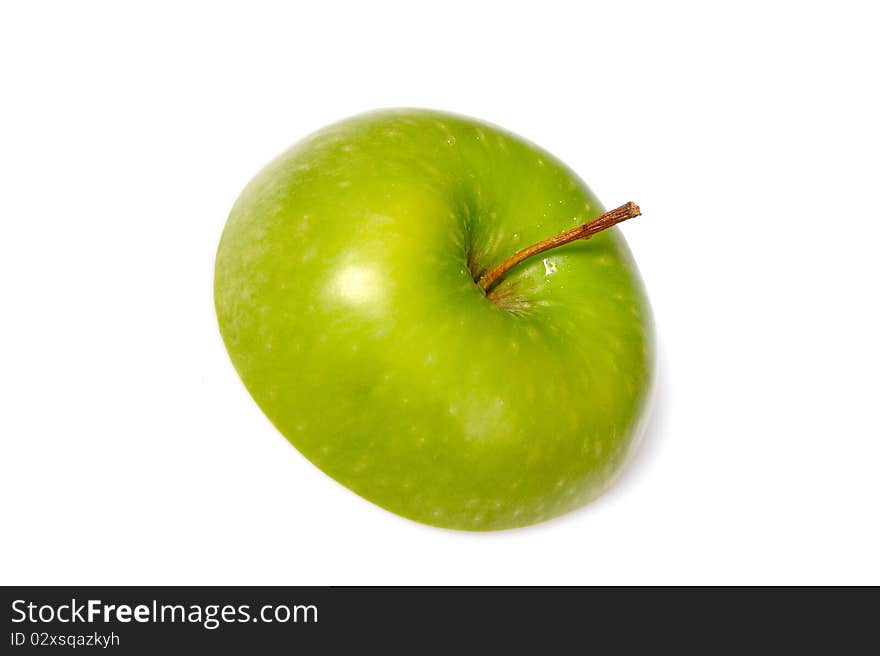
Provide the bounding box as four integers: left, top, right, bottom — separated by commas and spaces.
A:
2, 1, 878, 585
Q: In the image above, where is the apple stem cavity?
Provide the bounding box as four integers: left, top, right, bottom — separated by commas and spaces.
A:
477, 202, 642, 294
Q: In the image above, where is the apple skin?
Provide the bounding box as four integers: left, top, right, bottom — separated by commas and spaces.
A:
215, 109, 654, 530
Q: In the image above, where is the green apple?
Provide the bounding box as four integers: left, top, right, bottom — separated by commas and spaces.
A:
214, 109, 654, 530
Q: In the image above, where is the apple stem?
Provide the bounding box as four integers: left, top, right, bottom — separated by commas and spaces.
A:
476, 202, 642, 293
